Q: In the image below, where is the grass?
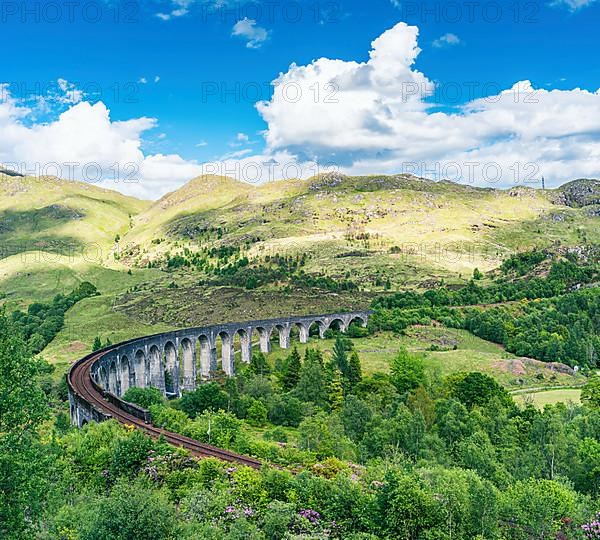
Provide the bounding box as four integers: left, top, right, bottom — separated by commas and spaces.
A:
121, 174, 567, 286
513, 388, 582, 408
489, 207, 600, 251
264, 325, 586, 391
112, 284, 374, 328
0, 254, 167, 307
0, 175, 148, 254
0, 174, 152, 309
42, 293, 175, 379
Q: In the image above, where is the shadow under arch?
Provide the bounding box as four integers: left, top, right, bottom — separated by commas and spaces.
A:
180, 338, 195, 391
197, 334, 215, 380
252, 326, 272, 354
308, 320, 325, 339
349, 315, 367, 328
108, 361, 119, 395
327, 318, 346, 333
164, 341, 179, 396
148, 344, 163, 391
234, 327, 252, 364
133, 349, 146, 389
120, 355, 131, 395
217, 331, 234, 376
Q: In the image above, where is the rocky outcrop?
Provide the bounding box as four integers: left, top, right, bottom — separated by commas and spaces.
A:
553, 179, 600, 208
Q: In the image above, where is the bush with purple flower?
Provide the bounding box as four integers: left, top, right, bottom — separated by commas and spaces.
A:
582, 513, 600, 539
298, 508, 321, 525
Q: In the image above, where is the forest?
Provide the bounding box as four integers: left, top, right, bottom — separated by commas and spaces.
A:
3, 318, 600, 538
370, 253, 600, 368
3, 251, 600, 539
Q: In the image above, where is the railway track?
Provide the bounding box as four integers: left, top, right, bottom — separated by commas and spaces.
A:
68, 351, 262, 469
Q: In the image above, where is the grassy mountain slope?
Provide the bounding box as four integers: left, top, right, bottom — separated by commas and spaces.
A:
122, 173, 599, 287
1, 172, 598, 370
0, 174, 151, 305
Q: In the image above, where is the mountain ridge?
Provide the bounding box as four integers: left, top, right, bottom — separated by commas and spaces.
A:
115, 173, 600, 288
1, 171, 598, 293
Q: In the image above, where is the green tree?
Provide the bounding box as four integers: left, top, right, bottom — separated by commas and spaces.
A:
332, 336, 349, 379
223, 377, 243, 416
420, 466, 500, 539
341, 395, 372, 442
249, 352, 271, 376
268, 394, 305, 427
347, 350, 362, 390
298, 412, 355, 459
581, 376, 600, 408
92, 336, 103, 352
282, 347, 302, 390
183, 410, 242, 448
82, 479, 177, 540
180, 382, 229, 418
390, 347, 426, 394
28, 333, 47, 354
0, 312, 49, 538
73, 281, 99, 300
449, 372, 511, 408
436, 398, 474, 449
122, 387, 164, 409
110, 429, 154, 478
149, 404, 190, 432
500, 479, 583, 540
328, 366, 345, 410
246, 399, 268, 427
294, 350, 328, 409
376, 469, 441, 538
304, 347, 324, 367
575, 437, 600, 496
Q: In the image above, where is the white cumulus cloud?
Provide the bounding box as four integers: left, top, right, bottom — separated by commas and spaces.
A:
232, 18, 269, 49
3, 22, 600, 198
432, 33, 461, 48
551, 0, 599, 10
255, 22, 600, 186
0, 91, 202, 199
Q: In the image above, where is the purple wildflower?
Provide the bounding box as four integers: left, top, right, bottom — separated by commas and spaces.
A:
299, 509, 321, 525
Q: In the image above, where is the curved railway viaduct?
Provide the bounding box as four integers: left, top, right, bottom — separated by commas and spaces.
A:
67, 311, 370, 465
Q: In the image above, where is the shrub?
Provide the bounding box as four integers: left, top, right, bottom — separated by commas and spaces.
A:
122, 387, 165, 409
246, 399, 268, 427
179, 382, 229, 418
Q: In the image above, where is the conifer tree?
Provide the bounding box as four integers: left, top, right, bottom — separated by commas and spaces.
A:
328, 366, 345, 410
332, 336, 349, 378
305, 347, 324, 367
250, 352, 271, 376
347, 350, 363, 390
92, 336, 102, 352
294, 351, 327, 408
283, 346, 302, 390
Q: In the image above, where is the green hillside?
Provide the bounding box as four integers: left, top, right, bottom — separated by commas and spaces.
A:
1, 172, 599, 370
121, 173, 600, 287
2, 172, 598, 540
0, 173, 151, 305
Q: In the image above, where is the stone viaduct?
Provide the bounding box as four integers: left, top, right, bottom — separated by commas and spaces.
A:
89, 311, 371, 400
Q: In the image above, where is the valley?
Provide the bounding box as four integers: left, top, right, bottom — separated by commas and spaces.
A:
2, 171, 600, 539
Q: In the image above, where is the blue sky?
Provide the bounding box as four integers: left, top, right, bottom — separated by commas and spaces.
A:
1, 0, 600, 197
